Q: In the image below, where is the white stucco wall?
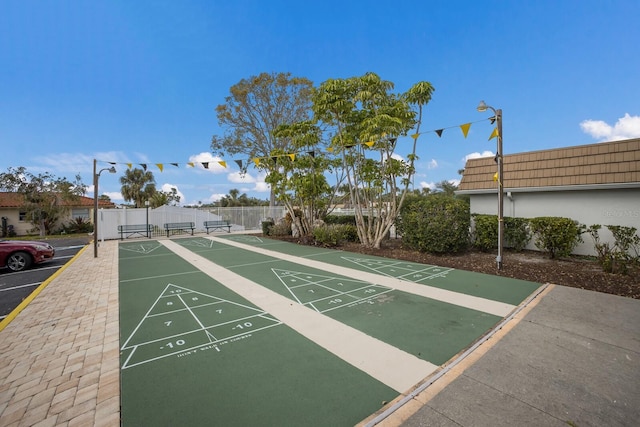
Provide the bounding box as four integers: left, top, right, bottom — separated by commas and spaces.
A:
0, 210, 31, 236
468, 188, 640, 256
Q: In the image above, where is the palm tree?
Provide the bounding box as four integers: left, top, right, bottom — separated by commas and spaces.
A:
119, 168, 156, 207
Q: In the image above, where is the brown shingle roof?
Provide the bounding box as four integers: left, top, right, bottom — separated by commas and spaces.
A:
0, 192, 115, 208
458, 138, 640, 192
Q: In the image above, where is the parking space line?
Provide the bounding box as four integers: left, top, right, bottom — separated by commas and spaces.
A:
0, 245, 89, 332
0, 282, 42, 292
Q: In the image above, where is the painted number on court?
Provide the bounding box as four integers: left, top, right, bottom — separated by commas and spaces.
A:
232, 322, 252, 330
162, 339, 185, 349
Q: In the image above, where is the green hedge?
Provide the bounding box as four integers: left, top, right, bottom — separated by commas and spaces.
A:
261, 219, 274, 235
472, 214, 531, 252
396, 195, 470, 253
472, 214, 498, 252
61, 217, 94, 234
324, 215, 357, 225
586, 224, 640, 274
529, 216, 584, 258
313, 224, 359, 247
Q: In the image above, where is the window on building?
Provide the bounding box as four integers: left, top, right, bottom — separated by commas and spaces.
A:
19, 211, 27, 222
71, 208, 90, 220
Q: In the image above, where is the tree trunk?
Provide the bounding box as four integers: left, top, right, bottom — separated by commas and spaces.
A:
39, 217, 46, 237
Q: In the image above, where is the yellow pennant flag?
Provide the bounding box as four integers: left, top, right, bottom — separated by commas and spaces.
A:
126, 163, 132, 169
156, 163, 164, 172
218, 161, 227, 168
364, 141, 375, 148
288, 153, 295, 161
488, 127, 499, 140
493, 172, 498, 182
411, 133, 419, 139
460, 123, 471, 138
327, 146, 334, 153
253, 158, 260, 166
187, 162, 195, 168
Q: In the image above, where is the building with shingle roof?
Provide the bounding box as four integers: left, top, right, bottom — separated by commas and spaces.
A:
457, 138, 640, 255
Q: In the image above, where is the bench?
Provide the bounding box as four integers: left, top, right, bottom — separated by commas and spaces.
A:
163, 222, 195, 237
204, 220, 231, 234
117, 224, 152, 240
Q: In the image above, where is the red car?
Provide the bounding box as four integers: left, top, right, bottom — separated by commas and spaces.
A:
0, 240, 55, 272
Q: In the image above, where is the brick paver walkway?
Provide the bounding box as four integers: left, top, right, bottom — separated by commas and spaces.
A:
0, 241, 120, 427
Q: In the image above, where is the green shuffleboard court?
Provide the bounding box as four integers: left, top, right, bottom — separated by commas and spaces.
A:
119, 237, 542, 426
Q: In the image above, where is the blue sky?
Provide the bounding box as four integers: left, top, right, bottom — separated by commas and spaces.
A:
2, 0, 639, 205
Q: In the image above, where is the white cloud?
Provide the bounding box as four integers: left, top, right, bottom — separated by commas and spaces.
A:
253, 181, 270, 192
133, 152, 151, 163
226, 170, 270, 191
427, 159, 438, 169
85, 184, 122, 202
418, 179, 459, 192
104, 191, 123, 201
419, 181, 437, 191
463, 151, 494, 162
228, 171, 257, 183
160, 183, 185, 205
188, 152, 228, 173
34, 153, 93, 173
33, 151, 131, 175
580, 113, 640, 142
208, 193, 226, 203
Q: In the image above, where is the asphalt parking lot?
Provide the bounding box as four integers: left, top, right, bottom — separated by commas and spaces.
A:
0, 237, 90, 321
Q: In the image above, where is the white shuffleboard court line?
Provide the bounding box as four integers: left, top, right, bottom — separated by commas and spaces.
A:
160, 239, 438, 393
205, 236, 516, 317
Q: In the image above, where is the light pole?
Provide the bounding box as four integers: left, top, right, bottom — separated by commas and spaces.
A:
93, 159, 116, 258
145, 200, 150, 238
477, 101, 504, 270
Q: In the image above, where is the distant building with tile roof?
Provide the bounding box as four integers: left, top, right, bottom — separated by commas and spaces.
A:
0, 192, 115, 236
457, 138, 640, 255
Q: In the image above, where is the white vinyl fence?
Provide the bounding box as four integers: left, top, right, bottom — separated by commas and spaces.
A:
98, 205, 286, 240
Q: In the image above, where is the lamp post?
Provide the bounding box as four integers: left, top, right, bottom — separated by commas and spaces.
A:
477, 101, 504, 270
145, 200, 150, 238
93, 159, 116, 258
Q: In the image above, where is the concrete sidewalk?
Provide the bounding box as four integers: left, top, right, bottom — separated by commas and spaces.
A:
1, 238, 639, 426
385, 285, 640, 426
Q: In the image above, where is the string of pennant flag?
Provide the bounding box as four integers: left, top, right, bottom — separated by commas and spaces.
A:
98, 116, 499, 172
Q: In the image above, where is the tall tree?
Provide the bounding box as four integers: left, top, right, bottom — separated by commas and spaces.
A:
269, 121, 345, 236
312, 73, 435, 249
0, 166, 87, 236
119, 168, 156, 208
149, 187, 181, 208
216, 188, 268, 207
227, 189, 240, 206
434, 180, 458, 197
210, 72, 314, 206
